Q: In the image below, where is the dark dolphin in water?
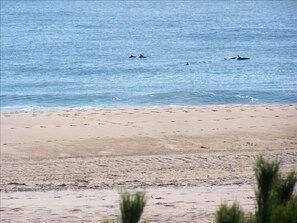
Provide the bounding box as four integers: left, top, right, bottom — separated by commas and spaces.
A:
129, 54, 136, 58
224, 55, 250, 60
139, 54, 146, 58
236, 55, 250, 60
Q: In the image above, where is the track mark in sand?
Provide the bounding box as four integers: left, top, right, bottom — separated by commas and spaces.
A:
71, 209, 81, 212
40, 126, 46, 128
151, 195, 164, 200
11, 208, 23, 212
7, 182, 27, 186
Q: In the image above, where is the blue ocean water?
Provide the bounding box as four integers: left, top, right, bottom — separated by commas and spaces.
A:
1, 0, 297, 111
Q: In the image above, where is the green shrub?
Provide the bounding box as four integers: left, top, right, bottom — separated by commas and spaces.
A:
103, 190, 146, 223
254, 156, 280, 223
216, 156, 296, 223
216, 203, 246, 223
120, 191, 146, 223
273, 171, 297, 205
271, 195, 297, 223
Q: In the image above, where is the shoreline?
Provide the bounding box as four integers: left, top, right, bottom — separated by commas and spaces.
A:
1, 103, 296, 113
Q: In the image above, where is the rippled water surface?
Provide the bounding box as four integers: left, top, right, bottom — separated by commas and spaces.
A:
1, 0, 296, 110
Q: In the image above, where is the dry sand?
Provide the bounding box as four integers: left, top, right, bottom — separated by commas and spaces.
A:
1, 104, 296, 222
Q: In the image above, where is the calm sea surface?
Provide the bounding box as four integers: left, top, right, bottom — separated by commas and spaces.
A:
1, 0, 297, 111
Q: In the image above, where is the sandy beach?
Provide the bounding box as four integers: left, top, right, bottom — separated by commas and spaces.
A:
1, 104, 297, 222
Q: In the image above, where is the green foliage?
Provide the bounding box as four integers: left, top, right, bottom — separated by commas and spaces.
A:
216, 156, 296, 223
254, 156, 280, 223
271, 195, 297, 223
274, 172, 297, 205
120, 191, 146, 223
103, 190, 146, 223
216, 203, 246, 223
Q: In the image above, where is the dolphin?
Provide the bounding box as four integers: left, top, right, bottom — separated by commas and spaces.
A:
224, 55, 250, 60
139, 54, 146, 58
236, 56, 250, 60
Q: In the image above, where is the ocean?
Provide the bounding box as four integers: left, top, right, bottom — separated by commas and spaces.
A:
1, 0, 296, 111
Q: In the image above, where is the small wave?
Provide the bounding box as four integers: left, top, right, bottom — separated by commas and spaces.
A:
235, 94, 258, 103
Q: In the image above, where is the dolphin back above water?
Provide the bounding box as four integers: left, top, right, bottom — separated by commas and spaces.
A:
224, 55, 250, 60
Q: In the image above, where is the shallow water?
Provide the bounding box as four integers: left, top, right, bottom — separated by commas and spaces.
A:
1, 0, 296, 111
